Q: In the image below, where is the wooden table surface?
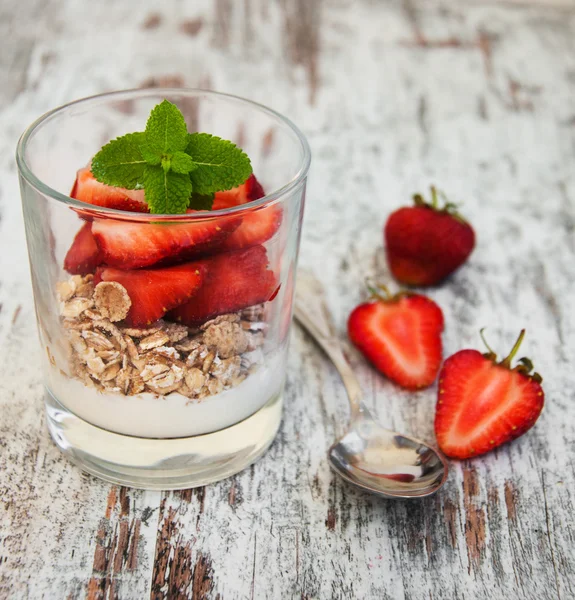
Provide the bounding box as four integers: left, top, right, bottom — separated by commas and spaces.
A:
1, 0, 575, 598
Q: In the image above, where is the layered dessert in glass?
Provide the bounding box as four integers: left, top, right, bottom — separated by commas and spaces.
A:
17, 89, 309, 487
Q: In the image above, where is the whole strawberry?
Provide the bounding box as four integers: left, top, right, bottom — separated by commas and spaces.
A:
435, 330, 544, 459
348, 283, 444, 390
385, 187, 475, 286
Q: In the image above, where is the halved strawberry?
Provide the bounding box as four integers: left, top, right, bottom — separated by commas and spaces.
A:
71, 166, 149, 213
95, 263, 206, 327
435, 330, 544, 459
64, 222, 101, 275
385, 187, 475, 287
213, 175, 281, 250
92, 213, 241, 269
169, 245, 278, 325
347, 285, 444, 390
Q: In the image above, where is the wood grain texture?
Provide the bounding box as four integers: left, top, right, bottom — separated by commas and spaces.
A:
1, 0, 574, 598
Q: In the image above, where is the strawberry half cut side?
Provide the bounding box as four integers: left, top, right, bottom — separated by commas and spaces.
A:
92, 212, 241, 270
169, 245, 278, 325
95, 263, 206, 327
347, 283, 444, 390
385, 186, 475, 287
434, 329, 544, 459
64, 222, 101, 275
71, 166, 149, 213
213, 175, 282, 251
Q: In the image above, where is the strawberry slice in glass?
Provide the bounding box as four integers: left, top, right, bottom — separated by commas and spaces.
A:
170, 245, 278, 325
213, 175, 282, 250
71, 166, 149, 213
91, 211, 241, 269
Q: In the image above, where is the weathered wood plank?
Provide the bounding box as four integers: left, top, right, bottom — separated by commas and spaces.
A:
1, 0, 574, 598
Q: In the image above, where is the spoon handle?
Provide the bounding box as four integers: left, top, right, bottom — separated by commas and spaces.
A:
294, 274, 365, 418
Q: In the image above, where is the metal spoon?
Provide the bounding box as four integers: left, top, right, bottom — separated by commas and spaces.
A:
294, 273, 449, 499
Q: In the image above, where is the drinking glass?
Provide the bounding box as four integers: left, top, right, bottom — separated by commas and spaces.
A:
17, 89, 310, 489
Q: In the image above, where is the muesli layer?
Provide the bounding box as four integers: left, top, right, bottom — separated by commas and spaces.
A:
56, 274, 267, 401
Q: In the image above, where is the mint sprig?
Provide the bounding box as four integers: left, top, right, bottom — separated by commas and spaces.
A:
90, 100, 253, 214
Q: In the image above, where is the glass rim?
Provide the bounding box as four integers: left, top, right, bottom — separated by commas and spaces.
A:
16, 87, 311, 221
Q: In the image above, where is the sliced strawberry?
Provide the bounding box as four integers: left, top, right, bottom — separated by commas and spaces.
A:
221, 207, 282, 251
92, 213, 241, 269
169, 246, 277, 325
212, 174, 265, 210
71, 166, 149, 213
213, 175, 281, 250
348, 286, 444, 390
64, 222, 101, 275
96, 263, 206, 327
435, 330, 544, 459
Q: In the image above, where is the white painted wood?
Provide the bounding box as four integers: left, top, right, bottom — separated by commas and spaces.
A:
1, 0, 574, 598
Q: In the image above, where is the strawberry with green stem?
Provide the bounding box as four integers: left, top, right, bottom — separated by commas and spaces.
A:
347, 282, 444, 390
435, 329, 544, 459
385, 186, 475, 287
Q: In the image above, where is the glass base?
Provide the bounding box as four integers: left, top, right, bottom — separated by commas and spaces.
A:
45, 388, 282, 490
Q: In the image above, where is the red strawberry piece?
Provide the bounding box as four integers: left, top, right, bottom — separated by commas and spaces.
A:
95, 263, 206, 327
385, 187, 475, 287
434, 329, 544, 459
213, 175, 281, 250
91, 212, 241, 269
64, 222, 101, 275
221, 207, 282, 251
71, 166, 149, 213
347, 284, 444, 390
212, 174, 265, 209
169, 245, 278, 325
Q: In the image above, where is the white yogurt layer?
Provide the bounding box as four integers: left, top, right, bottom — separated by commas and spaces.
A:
46, 354, 284, 438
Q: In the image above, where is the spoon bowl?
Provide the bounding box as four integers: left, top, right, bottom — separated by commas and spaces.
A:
328, 411, 448, 498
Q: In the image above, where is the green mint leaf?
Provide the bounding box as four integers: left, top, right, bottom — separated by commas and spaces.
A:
139, 142, 162, 166
186, 133, 252, 195
143, 164, 192, 214
144, 99, 189, 155
188, 192, 214, 211
171, 151, 197, 174
91, 133, 147, 189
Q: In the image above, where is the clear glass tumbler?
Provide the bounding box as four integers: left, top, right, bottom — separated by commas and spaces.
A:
17, 89, 310, 489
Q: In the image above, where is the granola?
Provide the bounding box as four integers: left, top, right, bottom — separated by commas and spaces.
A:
93, 282, 131, 322
57, 275, 267, 401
